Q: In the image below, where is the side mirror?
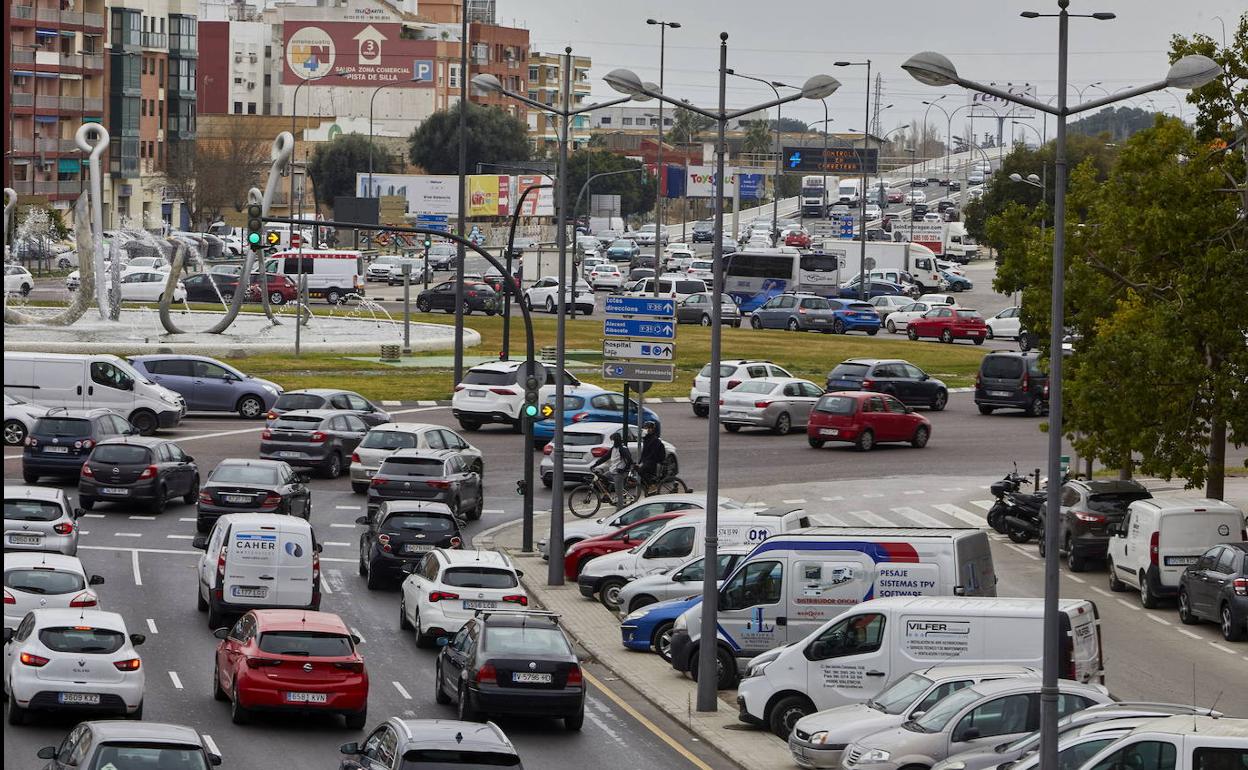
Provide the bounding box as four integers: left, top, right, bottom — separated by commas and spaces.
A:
125, 427, 140, 436
351, 634, 362, 645
314, 542, 323, 553
400, 561, 418, 575
38, 747, 57, 760
212, 627, 230, 640
185, 455, 195, 463
192, 534, 209, 550
209, 754, 223, 767
958, 727, 982, 742
74, 507, 86, 519
89, 574, 105, 586
514, 570, 523, 578
129, 633, 146, 647
354, 516, 370, 526
339, 743, 360, 756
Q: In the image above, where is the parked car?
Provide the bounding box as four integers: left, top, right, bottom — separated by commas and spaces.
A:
689, 359, 792, 418
537, 492, 725, 559
349, 423, 481, 495
196, 458, 312, 532
532, 388, 658, 442
3, 264, 33, 296
78, 436, 199, 514
906, 306, 988, 344
825, 358, 949, 411
242, 273, 299, 305
676, 292, 741, 327
259, 409, 369, 479
267, 388, 390, 426
837, 279, 906, 300
883, 300, 942, 334
868, 294, 912, 320
399, 548, 526, 648
986, 306, 1032, 347
356, 502, 464, 589
974, 351, 1049, 416
750, 293, 838, 332
3, 485, 81, 556
719, 377, 825, 435
180, 272, 240, 303
367, 255, 425, 283
941, 270, 973, 291
1178, 542, 1247, 641
425, 243, 459, 270
2, 553, 103, 630
562, 511, 690, 580
807, 391, 933, 451
113, 268, 186, 304
21, 409, 136, 484
32, 721, 222, 769
524, 277, 595, 315
366, 448, 483, 521
615, 545, 752, 614
3, 393, 43, 446
129, 355, 282, 419
1055, 479, 1152, 571
416, 279, 497, 315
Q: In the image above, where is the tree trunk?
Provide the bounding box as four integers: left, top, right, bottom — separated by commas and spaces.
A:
1118, 462, 1132, 481
1206, 409, 1226, 501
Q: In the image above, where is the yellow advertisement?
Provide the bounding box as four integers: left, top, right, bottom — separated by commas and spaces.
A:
467, 175, 508, 217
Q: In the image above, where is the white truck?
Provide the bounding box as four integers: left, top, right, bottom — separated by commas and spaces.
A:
942, 222, 979, 263
817, 240, 945, 293
836, 178, 862, 207
800, 175, 835, 218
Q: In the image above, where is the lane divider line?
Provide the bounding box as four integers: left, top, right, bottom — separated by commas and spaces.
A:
169, 671, 184, 689
392, 681, 412, 700
932, 503, 986, 528
114, 532, 143, 538
330, 523, 355, 528
146, 619, 158, 634
131, 550, 142, 586
1147, 615, 1171, 626
320, 576, 333, 594
1115, 599, 1137, 610
1177, 629, 1203, 640
582, 669, 714, 770
129, 515, 156, 521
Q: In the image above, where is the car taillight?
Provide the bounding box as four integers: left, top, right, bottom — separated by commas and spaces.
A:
727, 379, 741, 389
1074, 511, 1107, 524
137, 465, 158, 480
198, 491, 213, 504
1233, 578, 1248, 596
312, 551, 321, 583
754, 400, 772, 409
454, 385, 465, 392
2, 590, 14, 605
113, 657, 142, 672
570, 412, 589, 422
334, 661, 364, 673
81, 463, 95, 478
74, 439, 94, 450
449, 536, 463, 548
975, 372, 982, 388
490, 388, 517, 396
309, 431, 326, 443
261, 429, 273, 440
217, 548, 227, 581
590, 447, 610, 458
429, 591, 459, 602
542, 444, 553, 455
476, 662, 498, 684
1021, 373, 1029, 393
53, 522, 74, 535
502, 594, 528, 606
266, 412, 276, 420
246, 657, 281, 668
262, 493, 282, 507
861, 379, 874, 389
20, 652, 49, 667
351, 452, 360, 463
370, 477, 388, 487
1150, 531, 1159, 566
69, 592, 97, 608
427, 480, 451, 489
566, 664, 583, 687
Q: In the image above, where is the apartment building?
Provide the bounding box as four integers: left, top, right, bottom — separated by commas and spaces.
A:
527, 50, 591, 151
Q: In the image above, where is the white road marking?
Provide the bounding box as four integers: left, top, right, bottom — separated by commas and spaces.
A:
330, 523, 355, 528
320, 576, 333, 594
132, 550, 142, 585
810, 513, 851, 527
1147, 615, 1171, 626
891, 506, 947, 528
179, 517, 196, 522
1066, 575, 1086, 584
168, 671, 184, 689
969, 500, 995, 511
782, 498, 807, 504
335, 505, 358, 510
933, 504, 987, 527
83, 513, 105, 519
820, 496, 843, 502
862, 493, 883, 499
417, 400, 437, 406
201, 735, 220, 759
114, 532, 143, 538
902, 490, 925, 496
1209, 642, 1237, 655
392, 681, 412, 699
323, 541, 351, 547
146, 618, 158, 634
82, 545, 198, 556
381, 400, 401, 406
849, 510, 893, 527
1090, 587, 1111, 597
129, 515, 156, 521
941, 487, 964, 492
351, 627, 365, 643
1115, 599, 1137, 610
1177, 629, 1202, 640
167, 534, 194, 540
1006, 544, 1040, 561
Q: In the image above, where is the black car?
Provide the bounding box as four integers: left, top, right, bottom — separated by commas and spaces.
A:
435, 610, 585, 730
1055, 479, 1152, 571
366, 449, 483, 521
630, 255, 657, 271
182, 272, 241, 303
628, 267, 655, 283
691, 222, 715, 242
196, 458, 312, 532
78, 437, 199, 514
339, 718, 521, 770
911, 203, 929, 219
260, 409, 369, 479
355, 501, 464, 589
1179, 543, 1247, 641
975, 351, 1048, 416
947, 180, 961, 191
825, 358, 949, 411
22, 409, 136, 484
267, 388, 391, 426
416, 280, 498, 315
937, 200, 957, 213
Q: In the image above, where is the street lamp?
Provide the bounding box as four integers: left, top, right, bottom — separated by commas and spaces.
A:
921, 94, 948, 174
834, 60, 873, 300
1011, 119, 1044, 147
367, 75, 421, 197
647, 19, 680, 294
725, 69, 784, 243
606, 45, 839, 713
903, 7, 1220, 767
475, 53, 648, 589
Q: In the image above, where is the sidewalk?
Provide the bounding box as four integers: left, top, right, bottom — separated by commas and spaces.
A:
477, 513, 791, 770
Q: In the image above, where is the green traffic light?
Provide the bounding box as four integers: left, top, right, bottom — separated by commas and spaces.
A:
247, 232, 261, 245
523, 405, 538, 417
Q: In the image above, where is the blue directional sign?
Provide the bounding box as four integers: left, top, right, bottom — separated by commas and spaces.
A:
603, 317, 676, 341
833, 215, 855, 239
415, 213, 449, 233
604, 295, 675, 318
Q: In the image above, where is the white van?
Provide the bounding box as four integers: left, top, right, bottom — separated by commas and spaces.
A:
1106, 497, 1245, 608
576, 508, 811, 605
736, 596, 1104, 733
1078, 716, 1248, 770
265, 250, 364, 304
667, 528, 997, 687
3, 352, 185, 435
193, 513, 321, 629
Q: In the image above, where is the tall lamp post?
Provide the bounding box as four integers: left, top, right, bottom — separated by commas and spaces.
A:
366, 75, 420, 197
833, 60, 872, 300
725, 69, 783, 242
647, 18, 680, 294
474, 52, 647, 588
903, 7, 1220, 766
605, 48, 839, 713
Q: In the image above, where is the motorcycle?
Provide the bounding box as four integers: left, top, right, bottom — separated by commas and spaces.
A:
987, 466, 1047, 544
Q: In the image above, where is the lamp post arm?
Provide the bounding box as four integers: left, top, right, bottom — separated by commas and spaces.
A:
725, 92, 806, 120
1065, 80, 1168, 116
957, 77, 1058, 116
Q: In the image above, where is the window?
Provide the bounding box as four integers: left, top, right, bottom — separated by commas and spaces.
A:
803, 613, 886, 661
721, 560, 783, 610
952, 694, 1033, 741
360, 725, 398, 766
644, 526, 695, 559
1215, 548, 1239, 573
192, 361, 231, 379
1085, 741, 1177, 770
914, 680, 974, 713
247, 102, 256, 114
91, 361, 133, 391
600, 116, 612, 125
622, 117, 634, 126
1193, 748, 1248, 770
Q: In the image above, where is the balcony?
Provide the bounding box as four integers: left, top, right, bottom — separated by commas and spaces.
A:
141, 32, 167, 49
32, 180, 85, 195
10, 94, 104, 112
11, 4, 34, 20
35, 6, 62, 22
11, 137, 83, 153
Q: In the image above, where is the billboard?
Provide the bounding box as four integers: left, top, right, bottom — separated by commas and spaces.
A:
467, 175, 510, 217
901, 221, 945, 254
782, 147, 879, 175
515, 175, 555, 217
686, 166, 740, 198
356, 173, 459, 215
968, 83, 1037, 118
283, 21, 438, 87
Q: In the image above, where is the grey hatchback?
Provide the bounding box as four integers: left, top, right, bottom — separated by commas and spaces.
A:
37, 720, 222, 769
366, 449, 483, 521
750, 293, 837, 331
266, 388, 390, 426
260, 409, 370, 478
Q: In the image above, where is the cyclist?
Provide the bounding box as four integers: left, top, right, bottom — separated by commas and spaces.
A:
639, 421, 666, 485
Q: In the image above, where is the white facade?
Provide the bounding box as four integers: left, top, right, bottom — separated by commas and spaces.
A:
590, 105, 765, 133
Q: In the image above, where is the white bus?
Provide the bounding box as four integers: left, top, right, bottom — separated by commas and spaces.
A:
723, 249, 844, 312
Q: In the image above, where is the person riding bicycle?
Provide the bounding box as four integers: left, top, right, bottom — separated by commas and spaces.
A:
593, 431, 634, 479
639, 421, 666, 485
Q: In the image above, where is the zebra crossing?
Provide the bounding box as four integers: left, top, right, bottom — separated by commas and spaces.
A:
806, 500, 995, 530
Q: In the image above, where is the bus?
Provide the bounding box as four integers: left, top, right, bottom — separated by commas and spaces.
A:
723, 249, 845, 312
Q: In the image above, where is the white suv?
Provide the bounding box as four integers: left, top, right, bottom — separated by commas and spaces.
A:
688, 360, 792, 418
398, 548, 527, 647
451, 361, 601, 432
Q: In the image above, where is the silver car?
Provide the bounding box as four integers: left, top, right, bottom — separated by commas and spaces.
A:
538, 421, 676, 488
35, 721, 222, 768
719, 377, 824, 435
615, 545, 753, 614
676, 292, 741, 327
349, 422, 482, 494
750, 293, 839, 331
3, 485, 81, 556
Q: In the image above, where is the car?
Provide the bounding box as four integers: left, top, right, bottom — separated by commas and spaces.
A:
399, 548, 527, 646
417, 279, 498, 315
1179, 543, 1247, 641
562, 511, 690, 580
904, 190, 927, 205
968, 171, 985, 185
367, 255, 425, 283
974, 351, 1049, 416
807, 391, 933, 451
750, 293, 839, 332
886, 189, 905, 204
827, 299, 885, 335
628, 267, 656, 283
3, 393, 44, 446
588, 262, 625, 290
906, 306, 988, 344
180, 272, 240, 303
867, 294, 912, 320
196, 458, 312, 532
691, 221, 715, 242
524, 277, 595, 315
837, 279, 906, 300
911, 202, 930, 219
784, 230, 813, 248
719, 377, 824, 435
366, 448, 483, 521
1055, 479, 1153, 572
267, 388, 390, 426
129, 355, 283, 419
689, 359, 792, 418
452, 360, 601, 433
577, 235, 602, 256
36, 720, 224, 769
356, 502, 464, 589
923, 212, 943, 222
537, 493, 736, 559
242, 273, 300, 305
111, 268, 186, 304
77, 436, 199, 514
3, 485, 82, 556
3, 553, 103, 629
434, 610, 585, 729
883, 300, 942, 334
676, 291, 741, 327
349, 422, 481, 495
663, 245, 696, 271
532, 387, 658, 442
426, 243, 460, 270
389, 261, 434, 286
4, 263, 33, 296
615, 545, 753, 614
539, 421, 677, 488
124, 256, 168, 272
986, 306, 1031, 345
624, 275, 709, 303
259, 409, 370, 479
720, 236, 738, 255
634, 223, 669, 246
682, 258, 714, 283
825, 358, 949, 411
918, 292, 959, 306
3, 608, 146, 724
338, 719, 521, 770
620, 595, 700, 658
212, 609, 368, 728
21, 409, 137, 484
606, 239, 640, 262
947, 180, 962, 191
910, 178, 928, 188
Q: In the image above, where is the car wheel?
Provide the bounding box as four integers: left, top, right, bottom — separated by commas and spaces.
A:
907, 327, 919, 341
1139, 571, 1160, 609
344, 709, 368, 730
939, 328, 953, 344
772, 413, 792, 436
365, 559, 384, 591
651, 620, 676, 660
129, 410, 159, 436
546, 297, 556, 313
977, 404, 995, 415
182, 476, 200, 506
351, 482, 368, 495
829, 319, 845, 335
326, 289, 343, 305
807, 437, 824, 449
973, 336, 985, 345
461, 301, 473, 316
931, 390, 947, 411
1107, 559, 1127, 592
1027, 398, 1047, 418
692, 403, 709, 418
1178, 588, 1199, 625
3, 419, 27, 446
470, 494, 483, 521
598, 577, 628, 611
197, 583, 208, 611
457, 682, 480, 722
565, 709, 585, 731
1019, 332, 1033, 351
723, 423, 741, 433
230, 683, 250, 725
237, 395, 265, 419
213, 662, 227, 701
911, 424, 930, 448
855, 429, 875, 452
269, 291, 286, 306
417, 298, 431, 312
23, 470, 39, 484
750, 315, 762, 329
1066, 536, 1088, 572
787, 318, 801, 332
886, 319, 897, 334
768, 694, 815, 740
321, 453, 343, 479
986, 326, 995, 340
1222, 603, 1245, 641
867, 327, 879, 336
79, 496, 95, 511
700, 314, 712, 326
434, 661, 451, 704
150, 485, 168, 515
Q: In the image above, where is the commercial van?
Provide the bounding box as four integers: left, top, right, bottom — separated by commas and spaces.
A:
1107, 497, 1246, 607
193, 513, 322, 628
1077, 715, 1248, 770
3, 352, 185, 434
265, 250, 364, 304
666, 527, 997, 687
736, 595, 1104, 733
577, 508, 810, 604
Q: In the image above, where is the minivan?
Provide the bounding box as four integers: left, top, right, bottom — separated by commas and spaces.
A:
974, 351, 1048, 417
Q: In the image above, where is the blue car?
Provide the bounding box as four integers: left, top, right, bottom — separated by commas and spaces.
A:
605, 239, 640, 262
941, 269, 973, 292
532, 387, 659, 441
128, 354, 283, 419
827, 298, 884, 335
620, 596, 700, 657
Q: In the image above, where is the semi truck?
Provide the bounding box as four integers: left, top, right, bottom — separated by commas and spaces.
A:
817, 239, 945, 292
800, 175, 835, 218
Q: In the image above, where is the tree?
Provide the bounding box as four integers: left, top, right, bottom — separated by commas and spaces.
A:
166, 121, 268, 232
771, 116, 809, 134
407, 102, 530, 174
306, 134, 395, 208
742, 121, 772, 156
667, 106, 714, 144
1068, 106, 1162, 141
564, 149, 655, 218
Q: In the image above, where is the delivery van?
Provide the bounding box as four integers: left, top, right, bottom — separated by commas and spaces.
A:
735, 595, 1104, 734
193, 513, 322, 628
265, 250, 364, 304
4, 352, 185, 434
667, 527, 997, 688
577, 508, 810, 605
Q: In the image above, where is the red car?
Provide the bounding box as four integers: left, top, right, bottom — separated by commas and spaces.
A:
807, 391, 932, 451
212, 609, 368, 728
887, 190, 905, 204
783, 230, 812, 248
243, 273, 298, 305
563, 511, 687, 580
906, 306, 987, 344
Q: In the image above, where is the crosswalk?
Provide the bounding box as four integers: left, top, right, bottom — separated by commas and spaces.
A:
807, 501, 994, 530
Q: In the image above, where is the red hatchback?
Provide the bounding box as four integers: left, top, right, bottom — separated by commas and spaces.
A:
906, 306, 987, 344
563, 511, 687, 580
807, 391, 932, 451
784, 230, 812, 248
212, 609, 368, 728
244, 273, 298, 305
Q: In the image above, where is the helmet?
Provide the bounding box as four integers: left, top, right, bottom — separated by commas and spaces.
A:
643, 421, 658, 434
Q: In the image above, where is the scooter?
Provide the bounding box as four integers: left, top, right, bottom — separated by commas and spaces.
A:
987, 465, 1047, 543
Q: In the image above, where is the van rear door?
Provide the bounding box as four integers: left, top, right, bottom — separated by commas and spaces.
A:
1062, 601, 1102, 683
33, 358, 87, 409
955, 533, 998, 597
224, 523, 281, 606
1159, 511, 1242, 585
275, 522, 315, 607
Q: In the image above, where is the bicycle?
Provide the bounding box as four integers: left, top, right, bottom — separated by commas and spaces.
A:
567, 468, 643, 518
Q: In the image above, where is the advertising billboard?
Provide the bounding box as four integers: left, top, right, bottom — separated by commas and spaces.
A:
467, 175, 510, 217
515, 175, 555, 216
356, 173, 459, 215
968, 83, 1037, 118
282, 21, 438, 87
686, 166, 739, 198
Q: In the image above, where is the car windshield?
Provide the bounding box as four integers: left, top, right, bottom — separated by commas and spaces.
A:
462, 369, 518, 387
39, 626, 125, 654
814, 395, 857, 415
829, 363, 870, 380
257, 631, 354, 657
385, 513, 456, 533
33, 418, 91, 438
869, 673, 934, 714
360, 430, 420, 450
4, 499, 65, 521
610, 240, 632, 248
399, 750, 521, 768
441, 567, 518, 589
91, 445, 151, 464
733, 381, 777, 395
89, 746, 210, 770
212, 465, 280, 485
956, 309, 981, 319
911, 687, 982, 732
381, 458, 445, 477
5, 568, 85, 594
482, 625, 572, 655
274, 393, 324, 410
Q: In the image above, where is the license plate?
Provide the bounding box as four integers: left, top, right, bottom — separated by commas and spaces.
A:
989, 391, 1012, 397
468, 390, 486, 398
820, 428, 839, 436
277, 451, 301, 458
223, 495, 252, 504
463, 600, 497, 610
564, 452, 584, 461
44, 446, 69, 454
285, 691, 328, 703
512, 672, 552, 684
403, 544, 433, 554
58, 692, 101, 705
231, 586, 267, 598
722, 411, 742, 419
1165, 556, 1198, 567
102, 487, 129, 495
9, 534, 41, 545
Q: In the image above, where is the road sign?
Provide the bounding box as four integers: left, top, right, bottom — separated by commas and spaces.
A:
603, 340, 674, 360
603, 317, 676, 341
832, 215, 855, 238
783, 146, 879, 175
603, 362, 676, 383
604, 295, 676, 318
415, 213, 450, 233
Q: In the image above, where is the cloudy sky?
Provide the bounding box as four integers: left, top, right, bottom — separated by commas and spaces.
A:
497, 0, 1239, 143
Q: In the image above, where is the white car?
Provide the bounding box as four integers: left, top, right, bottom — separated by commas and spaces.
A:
538, 421, 677, 488
632, 224, 668, 247
348, 422, 482, 494
2, 608, 146, 723
923, 212, 943, 222
863, 203, 883, 221
367, 255, 424, 283
116, 269, 187, 304
125, 257, 170, 272
451, 360, 602, 432
588, 263, 624, 291
398, 547, 526, 646
684, 259, 714, 283
883, 300, 942, 333
537, 493, 736, 559
3, 553, 104, 629
4, 264, 33, 296
986, 306, 1024, 340
524, 277, 595, 314
935, 259, 966, 276
577, 236, 601, 256
615, 545, 754, 614
868, 294, 913, 320
904, 190, 927, 205
623, 275, 708, 303
689, 359, 792, 418
3, 393, 44, 446
917, 293, 959, 307
663, 246, 696, 271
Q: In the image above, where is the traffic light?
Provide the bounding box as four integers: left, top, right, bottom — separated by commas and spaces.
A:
521, 372, 541, 421
266, 230, 281, 247
246, 204, 264, 250
423, 234, 433, 250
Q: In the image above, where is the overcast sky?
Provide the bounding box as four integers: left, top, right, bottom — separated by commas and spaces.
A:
496, 0, 1239, 144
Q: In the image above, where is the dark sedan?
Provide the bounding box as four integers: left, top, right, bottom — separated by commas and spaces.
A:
825, 358, 949, 411
691, 222, 715, 242
267, 388, 390, 426
196, 458, 312, 532
260, 409, 369, 479
416, 280, 498, 315
78, 437, 199, 514
1179, 543, 1247, 641
355, 501, 464, 589
366, 448, 483, 521
1056, 479, 1152, 571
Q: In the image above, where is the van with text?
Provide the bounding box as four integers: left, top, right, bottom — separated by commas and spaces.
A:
265, 250, 364, 304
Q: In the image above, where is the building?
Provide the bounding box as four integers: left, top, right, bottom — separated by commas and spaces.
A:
467, 20, 528, 121
196, 6, 272, 117
5, 0, 107, 211
589, 105, 766, 134
527, 50, 590, 151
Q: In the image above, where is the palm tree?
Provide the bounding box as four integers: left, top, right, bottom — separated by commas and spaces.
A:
742, 121, 771, 156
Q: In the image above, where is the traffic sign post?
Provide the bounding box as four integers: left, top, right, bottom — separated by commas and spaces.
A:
602, 340, 674, 360
603, 317, 676, 340
603, 295, 676, 463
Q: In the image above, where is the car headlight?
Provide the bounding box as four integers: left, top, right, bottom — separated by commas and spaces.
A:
808, 731, 829, 745
744, 658, 772, 679
624, 608, 650, 622
673, 613, 687, 632
263, 385, 278, 395
858, 748, 891, 763
934, 762, 966, 770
